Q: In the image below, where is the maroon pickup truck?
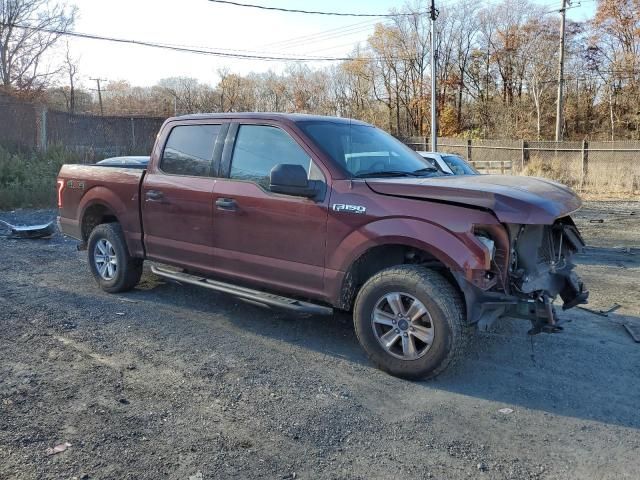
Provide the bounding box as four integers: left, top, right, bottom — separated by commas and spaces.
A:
57, 113, 588, 379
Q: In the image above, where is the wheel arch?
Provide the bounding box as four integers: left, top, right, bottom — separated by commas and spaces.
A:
77, 186, 143, 258
328, 218, 488, 311
81, 202, 119, 241
332, 240, 465, 312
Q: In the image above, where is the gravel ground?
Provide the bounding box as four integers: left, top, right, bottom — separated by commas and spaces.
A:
0, 201, 639, 480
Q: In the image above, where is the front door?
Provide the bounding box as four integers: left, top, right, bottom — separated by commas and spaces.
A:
142, 123, 224, 273
211, 123, 329, 298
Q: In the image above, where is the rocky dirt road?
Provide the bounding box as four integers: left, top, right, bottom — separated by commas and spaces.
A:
1, 201, 639, 480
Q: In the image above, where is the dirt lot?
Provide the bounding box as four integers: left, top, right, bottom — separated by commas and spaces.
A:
1, 201, 639, 480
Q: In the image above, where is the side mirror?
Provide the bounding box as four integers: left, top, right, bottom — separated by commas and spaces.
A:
269, 164, 317, 198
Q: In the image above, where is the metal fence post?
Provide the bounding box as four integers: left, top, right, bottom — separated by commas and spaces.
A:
130, 117, 136, 150
466, 139, 472, 162
581, 140, 589, 178
423, 136, 428, 151
37, 107, 47, 151
521, 140, 529, 170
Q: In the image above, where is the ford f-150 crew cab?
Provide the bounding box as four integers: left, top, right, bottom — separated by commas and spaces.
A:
57, 113, 588, 379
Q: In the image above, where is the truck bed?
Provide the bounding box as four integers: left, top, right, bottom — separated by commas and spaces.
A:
57, 164, 145, 256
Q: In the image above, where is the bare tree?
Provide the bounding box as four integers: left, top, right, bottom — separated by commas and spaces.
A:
158, 76, 216, 114
61, 41, 77, 112
523, 18, 557, 139
0, 0, 76, 94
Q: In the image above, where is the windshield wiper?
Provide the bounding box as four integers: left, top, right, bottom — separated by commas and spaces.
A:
354, 170, 422, 178
411, 166, 445, 176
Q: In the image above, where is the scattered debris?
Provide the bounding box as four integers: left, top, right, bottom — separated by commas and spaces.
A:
578, 304, 621, 317
623, 323, 640, 343
498, 408, 514, 414
46, 442, 71, 455
589, 219, 604, 223
188, 472, 204, 480
0, 220, 55, 239
118, 298, 138, 304
477, 462, 488, 472
115, 312, 125, 316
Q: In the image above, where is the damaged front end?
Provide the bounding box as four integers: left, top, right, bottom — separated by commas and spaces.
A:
507, 218, 589, 333
457, 217, 589, 335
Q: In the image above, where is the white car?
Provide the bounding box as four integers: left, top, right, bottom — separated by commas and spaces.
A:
417, 151, 479, 175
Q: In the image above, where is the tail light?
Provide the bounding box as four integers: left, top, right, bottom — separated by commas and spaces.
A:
57, 180, 65, 208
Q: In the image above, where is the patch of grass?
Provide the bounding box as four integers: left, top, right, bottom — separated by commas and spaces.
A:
0, 145, 84, 210
520, 157, 639, 198
521, 157, 578, 187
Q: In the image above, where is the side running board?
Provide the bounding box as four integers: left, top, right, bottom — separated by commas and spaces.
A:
151, 265, 334, 316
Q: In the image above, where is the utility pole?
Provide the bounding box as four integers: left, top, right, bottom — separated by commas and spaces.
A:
430, 0, 439, 152
90, 78, 107, 116
554, 0, 569, 141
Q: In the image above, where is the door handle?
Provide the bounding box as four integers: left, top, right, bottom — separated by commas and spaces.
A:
215, 197, 237, 211
145, 190, 165, 202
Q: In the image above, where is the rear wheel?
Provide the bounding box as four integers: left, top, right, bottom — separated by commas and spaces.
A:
87, 223, 142, 293
353, 265, 468, 379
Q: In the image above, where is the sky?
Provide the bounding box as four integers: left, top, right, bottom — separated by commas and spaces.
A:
60, 0, 598, 89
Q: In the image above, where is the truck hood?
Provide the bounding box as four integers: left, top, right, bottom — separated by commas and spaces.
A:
365, 175, 582, 224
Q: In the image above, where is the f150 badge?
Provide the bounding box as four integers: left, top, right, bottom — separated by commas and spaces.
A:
332, 204, 366, 214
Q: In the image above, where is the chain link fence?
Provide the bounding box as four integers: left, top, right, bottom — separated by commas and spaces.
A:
0, 97, 164, 161
405, 137, 640, 194
0, 94, 638, 194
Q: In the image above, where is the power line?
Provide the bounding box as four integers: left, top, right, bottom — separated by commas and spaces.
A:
208, 0, 422, 17
266, 22, 380, 51
0, 22, 438, 63
263, 19, 378, 49
306, 39, 371, 55
1, 22, 355, 62
276, 23, 380, 52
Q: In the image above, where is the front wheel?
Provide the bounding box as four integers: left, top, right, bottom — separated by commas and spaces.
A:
353, 265, 468, 380
87, 223, 143, 293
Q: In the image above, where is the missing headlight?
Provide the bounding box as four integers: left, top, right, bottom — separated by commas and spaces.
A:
476, 235, 496, 261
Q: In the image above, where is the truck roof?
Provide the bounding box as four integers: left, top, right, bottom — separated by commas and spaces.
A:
173, 112, 372, 126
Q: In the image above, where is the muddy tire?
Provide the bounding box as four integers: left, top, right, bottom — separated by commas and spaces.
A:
87, 223, 143, 293
353, 265, 468, 380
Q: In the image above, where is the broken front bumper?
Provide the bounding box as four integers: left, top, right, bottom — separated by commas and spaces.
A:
455, 217, 589, 334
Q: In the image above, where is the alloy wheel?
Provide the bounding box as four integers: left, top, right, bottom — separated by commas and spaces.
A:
371, 292, 435, 360
94, 238, 118, 280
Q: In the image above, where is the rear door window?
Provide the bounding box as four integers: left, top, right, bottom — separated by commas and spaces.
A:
230, 125, 313, 189
161, 124, 221, 177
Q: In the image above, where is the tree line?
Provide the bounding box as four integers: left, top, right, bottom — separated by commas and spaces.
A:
2, 0, 639, 140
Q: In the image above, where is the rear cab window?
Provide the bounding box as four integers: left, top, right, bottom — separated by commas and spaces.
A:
161, 124, 222, 177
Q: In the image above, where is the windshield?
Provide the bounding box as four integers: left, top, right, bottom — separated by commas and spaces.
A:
441, 155, 478, 175
298, 121, 443, 178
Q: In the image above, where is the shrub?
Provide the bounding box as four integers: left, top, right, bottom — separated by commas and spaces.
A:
0, 146, 83, 210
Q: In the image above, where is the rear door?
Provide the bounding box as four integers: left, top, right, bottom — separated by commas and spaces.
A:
142, 122, 227, 273
210, 122, 329, 298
